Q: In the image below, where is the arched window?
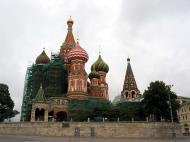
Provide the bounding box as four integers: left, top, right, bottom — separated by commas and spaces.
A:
71, 80, 74, 91
35, 108, 45, 121
125, 92, 128, 98
131, 91, 135, 98
79, 80, 82, 91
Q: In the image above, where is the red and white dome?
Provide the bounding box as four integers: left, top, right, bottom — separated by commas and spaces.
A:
68, 42, 89, 62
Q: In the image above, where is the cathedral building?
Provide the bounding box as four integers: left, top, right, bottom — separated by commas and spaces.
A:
20, 17, 109, 122
121, 58, 142, 102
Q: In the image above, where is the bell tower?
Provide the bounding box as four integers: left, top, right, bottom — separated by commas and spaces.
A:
60, 17, 76, 69
121, 58, 141, 101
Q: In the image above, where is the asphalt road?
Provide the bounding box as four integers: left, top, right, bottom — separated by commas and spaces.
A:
0, 135, 190, 142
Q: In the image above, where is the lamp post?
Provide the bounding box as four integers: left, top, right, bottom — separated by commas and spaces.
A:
168, 85, 176, 140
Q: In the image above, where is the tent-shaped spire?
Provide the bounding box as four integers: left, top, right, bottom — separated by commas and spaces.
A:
33, 84, 46, 103
121, 58, 141, 100
125, 58, 134, 78
123, 58, 138, 91
61, 16, 76, 49
60, 17, 76, 62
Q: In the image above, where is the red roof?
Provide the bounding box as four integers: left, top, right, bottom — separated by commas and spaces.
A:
68, 42, 89, 62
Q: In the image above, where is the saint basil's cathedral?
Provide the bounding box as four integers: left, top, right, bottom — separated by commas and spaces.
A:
21, 17, 109, 122
21, 17, 141, 122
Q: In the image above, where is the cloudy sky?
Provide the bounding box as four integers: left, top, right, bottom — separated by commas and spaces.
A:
0, 0, 190, 115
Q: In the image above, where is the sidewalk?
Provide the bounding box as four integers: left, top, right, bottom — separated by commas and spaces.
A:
0, 135, 190, 142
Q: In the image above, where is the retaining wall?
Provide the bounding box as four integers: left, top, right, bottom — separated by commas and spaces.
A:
0, 122, 182, 138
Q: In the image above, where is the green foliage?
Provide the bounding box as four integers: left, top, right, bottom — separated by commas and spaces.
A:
142, 81, 180, 122
68, 80, 180, 122
0, 84, 19, 121
68, 99, 113, 121
68, 99, 145, 121
116, 102, 145, 121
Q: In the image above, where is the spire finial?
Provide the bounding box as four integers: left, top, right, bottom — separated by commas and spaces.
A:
67, 16, 73, 24
127, 57, 130, 62
67, 16, 74, 31
76, 31, 79, 44
99, 44, 101, 55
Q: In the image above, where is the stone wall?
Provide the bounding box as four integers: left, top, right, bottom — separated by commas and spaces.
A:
0, 122, 182, 138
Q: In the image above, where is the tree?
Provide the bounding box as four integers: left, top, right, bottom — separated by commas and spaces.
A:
68, 99, 113, 121
116, 102, 145, 121
142, 81, 180, 122
0, 83, 19, 121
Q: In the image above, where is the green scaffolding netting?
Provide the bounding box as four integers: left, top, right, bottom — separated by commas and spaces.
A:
20, 58, 68, 121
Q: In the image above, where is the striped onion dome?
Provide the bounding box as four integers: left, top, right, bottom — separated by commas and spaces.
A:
68, 42, 89, 62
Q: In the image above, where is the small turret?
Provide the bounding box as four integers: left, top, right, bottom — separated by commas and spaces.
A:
90, 52, 109, 100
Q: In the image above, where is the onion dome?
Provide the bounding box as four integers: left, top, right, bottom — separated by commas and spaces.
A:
67, 16, 74, 25
35, 50, 50, 65
91, 55, 109, 73
67, 42, 89, 62
89, 64, 100, 79
89, 71, 100, 80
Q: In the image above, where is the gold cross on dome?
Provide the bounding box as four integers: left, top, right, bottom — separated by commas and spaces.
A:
76, 31, 79, 43
99, 44, 101, 55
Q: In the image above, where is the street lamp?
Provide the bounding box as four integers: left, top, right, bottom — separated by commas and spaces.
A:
168, 85, 176, 140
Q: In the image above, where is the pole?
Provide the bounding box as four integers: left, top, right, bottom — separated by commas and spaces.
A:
168, 85, 176, 141
168, 91, 174, 123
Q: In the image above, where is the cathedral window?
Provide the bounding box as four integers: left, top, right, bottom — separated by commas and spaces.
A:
131, 91, 135, 98
78, 80, 82, 91
71, 80, 75, 91
125, 92, 128, 98
131, 83, 134, 87
73, 65, 75, 71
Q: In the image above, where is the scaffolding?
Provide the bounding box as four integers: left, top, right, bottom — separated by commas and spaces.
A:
43, 59, 68, 97
20, 66, 33, 121
20, 58, 68, 121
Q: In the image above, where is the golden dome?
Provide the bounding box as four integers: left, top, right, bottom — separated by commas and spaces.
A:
67, 16, 74, 25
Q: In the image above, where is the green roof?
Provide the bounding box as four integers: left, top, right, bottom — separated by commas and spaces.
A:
91, 55, 109, 73
33, 85, 46, 103
181, 101, 190, 107
177, 96, 190, 100
126, 62, 134, 77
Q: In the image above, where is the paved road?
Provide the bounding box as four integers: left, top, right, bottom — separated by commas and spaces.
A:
0, 135, 190, 142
